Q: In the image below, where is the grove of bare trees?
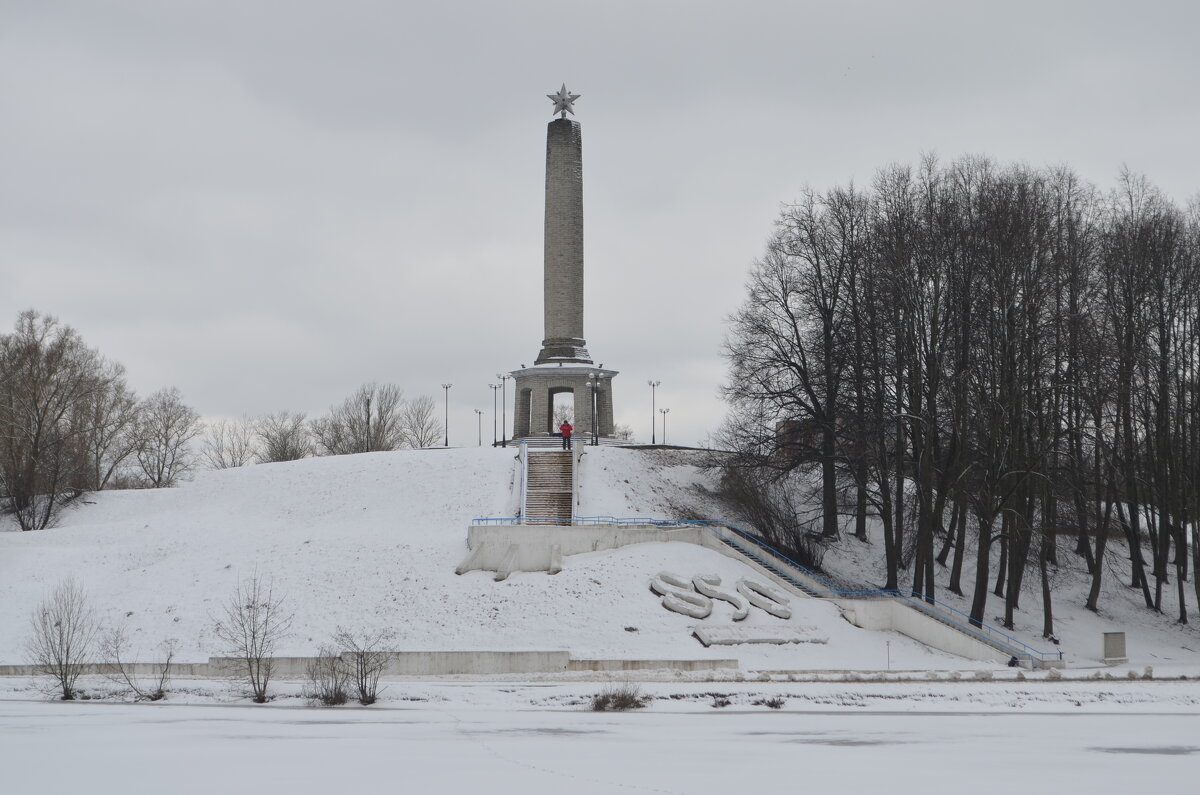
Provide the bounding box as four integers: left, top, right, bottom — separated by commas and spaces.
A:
722, 157, 1200, 635
0, 311, 206, 529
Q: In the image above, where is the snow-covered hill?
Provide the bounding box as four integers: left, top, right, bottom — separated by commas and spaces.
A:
2, 446, 1197, 674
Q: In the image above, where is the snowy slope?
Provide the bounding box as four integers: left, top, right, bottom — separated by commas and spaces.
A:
3, 445, 1195, 674
581, 446, 1200, 672
0, 447, 950, 671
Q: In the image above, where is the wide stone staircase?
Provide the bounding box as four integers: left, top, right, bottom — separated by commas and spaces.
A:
523, 451, 573, 523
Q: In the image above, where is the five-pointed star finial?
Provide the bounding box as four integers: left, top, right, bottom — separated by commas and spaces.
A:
547, 84, 581, 119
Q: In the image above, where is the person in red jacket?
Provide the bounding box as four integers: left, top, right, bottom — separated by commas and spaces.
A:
559, 420, 573, 450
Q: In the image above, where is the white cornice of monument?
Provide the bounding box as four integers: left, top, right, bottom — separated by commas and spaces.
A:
547, 84, 581, 119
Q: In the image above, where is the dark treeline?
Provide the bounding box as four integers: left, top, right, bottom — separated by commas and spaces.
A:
721, 156, 1200, 636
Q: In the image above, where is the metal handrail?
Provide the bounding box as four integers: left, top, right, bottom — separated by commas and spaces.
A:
517, 440, 528, 519
469, 512, 1062, 664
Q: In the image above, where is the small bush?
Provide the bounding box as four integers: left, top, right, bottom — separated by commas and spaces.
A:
1046, 667, 1063, 681
752, 696, 785, 709
333, 627, 395, 705
591, 684, 646, 711
1142, 666, 1154, 680
711, 695, 732, 708
100, 627, 174, 701
211, 573, 294, 703
304, 645, 349, 707
972, 670, 993, 681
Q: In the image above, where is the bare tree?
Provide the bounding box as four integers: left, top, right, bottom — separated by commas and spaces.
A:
311, 383, 406, 455
303, 644, 349, 706
211, 573, 293, 703
0, 311, 111, 529
76, 360, 141, 491
332, 626, 396, 705
99, 626, 174, 701
134, 387, 203, 487
552, 403, 574, 428
255, 411, 312, 462
399, 395, 441, 449
202, 416, 258, 470
25, 578, 98, 700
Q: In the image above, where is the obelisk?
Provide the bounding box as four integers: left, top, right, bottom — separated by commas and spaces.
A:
536, 84, 591, 364
509, 85, 617, 441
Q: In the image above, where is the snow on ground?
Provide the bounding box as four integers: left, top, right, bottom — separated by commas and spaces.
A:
583, 446, 1200, 673
3, 681, 1199, 794
4, 446, 1199, 791
0, 447, 949, 671
2, 446, 1198, 677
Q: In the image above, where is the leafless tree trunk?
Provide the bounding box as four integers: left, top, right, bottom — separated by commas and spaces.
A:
400, 395, 441, 449
332, 627, 396, 705
134, 387, 203, 487
312, 382, 406, 455
211, 573, 293, 703
25, 578, 98, 700
202, 416, 258, 469
255, 411, 312, 462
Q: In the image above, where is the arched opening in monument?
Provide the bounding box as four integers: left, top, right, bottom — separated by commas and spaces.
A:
548, 387, 574, 434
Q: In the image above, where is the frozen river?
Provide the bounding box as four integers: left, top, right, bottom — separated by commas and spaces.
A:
4, 682, 1198, 794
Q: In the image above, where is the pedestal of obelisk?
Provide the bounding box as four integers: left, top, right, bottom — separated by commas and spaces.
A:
509, 86, 619, 442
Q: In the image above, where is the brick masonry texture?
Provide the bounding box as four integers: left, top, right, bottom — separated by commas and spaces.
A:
537, 118, 588, 364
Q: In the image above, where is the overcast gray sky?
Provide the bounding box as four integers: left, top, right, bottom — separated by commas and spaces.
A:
3, 0, 1198, 448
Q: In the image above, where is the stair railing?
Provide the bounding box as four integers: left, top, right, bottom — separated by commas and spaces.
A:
571, 443, 582, 522
517, 439, 529, 520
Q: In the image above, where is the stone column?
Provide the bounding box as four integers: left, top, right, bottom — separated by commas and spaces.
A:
536, 118, 591, 364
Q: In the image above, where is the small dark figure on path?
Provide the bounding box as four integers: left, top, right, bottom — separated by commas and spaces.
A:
559, 421, 573, 449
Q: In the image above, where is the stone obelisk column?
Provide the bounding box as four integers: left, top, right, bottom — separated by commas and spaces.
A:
510, 85, 617, 441
535, 111, 591, 364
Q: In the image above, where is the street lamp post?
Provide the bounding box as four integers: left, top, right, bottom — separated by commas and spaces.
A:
474, 409, 483, 446
488, 384, 499, 446
647, 380, 661, 444
496, 373, 510, 447
659, 407, 670, 446
442, 383, 452, 447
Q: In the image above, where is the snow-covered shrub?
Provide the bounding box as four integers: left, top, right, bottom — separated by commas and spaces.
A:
304, 645, 349, 706
332, 627, 396, 705
752, 696, 785, 709
591, 684, 646, 711
1046, 667, 1063, 681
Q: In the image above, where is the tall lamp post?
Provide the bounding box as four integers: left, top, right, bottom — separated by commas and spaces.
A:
474, 409, 483, 446
647, 380, 661, 444
659, 407, 670, 446
441, 383, 452, 447
496, 373, 510, 447
488, 384, 500, 446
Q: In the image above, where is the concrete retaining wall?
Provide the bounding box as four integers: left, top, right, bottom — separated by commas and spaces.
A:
0, 651, 737, 678
835, 599, 1007, 664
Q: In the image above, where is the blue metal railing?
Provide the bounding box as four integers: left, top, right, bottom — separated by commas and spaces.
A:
469, 512, 1063, 666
